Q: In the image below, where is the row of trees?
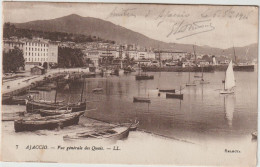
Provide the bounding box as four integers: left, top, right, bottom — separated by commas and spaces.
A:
58, 47, 85, 68
3, 23, 115, 44
3, 47, 25, 73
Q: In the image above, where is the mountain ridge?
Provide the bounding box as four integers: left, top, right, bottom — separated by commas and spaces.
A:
12, 14, 258, 60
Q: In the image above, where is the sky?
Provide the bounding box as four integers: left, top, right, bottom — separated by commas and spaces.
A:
2, 2, 259, 49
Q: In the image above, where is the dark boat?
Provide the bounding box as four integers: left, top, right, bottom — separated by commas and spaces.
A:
63, 125, 131, 141
133, 97, 151, 103
39, 108, 72, 117
159, 89, 175, 93
135, 74, 154, 80
2, 95, 13, 104
14, 111, 85, 132
26, 100, 86, 113
166, 93, 183, 100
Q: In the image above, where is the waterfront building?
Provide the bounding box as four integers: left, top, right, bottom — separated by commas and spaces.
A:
22, 38, 58, 70
3, 39, 24, 53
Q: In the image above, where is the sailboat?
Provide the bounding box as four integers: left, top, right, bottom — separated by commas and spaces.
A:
186, 70, 196, 86
166, 86, 184, 100
135, 61, 154, 80
220, 60, 235, 94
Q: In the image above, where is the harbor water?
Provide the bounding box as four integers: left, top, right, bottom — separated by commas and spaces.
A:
2, 71, 257, 165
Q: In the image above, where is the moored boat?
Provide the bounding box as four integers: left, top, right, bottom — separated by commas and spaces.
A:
121, 121, 139, 131
39, 108, 72, 117
26, 100, 86, 113
166, 93, 183, 100
159, 89, 175, 93
133, 97, 151, 103
92, 88, 103, 93
63, 124, 131, 141
220, 60, 235, 94
135, 74, 154, 80
14, 111, 85, 132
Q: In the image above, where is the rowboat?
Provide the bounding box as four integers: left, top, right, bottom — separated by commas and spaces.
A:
133, 97, 151, 103
92, 88, 103, 93
11, 95, 28, 105
39, 108, 72, 117
26, 100, 86, 113
14, 111, 85, 132
159, 89, 175, 93
135, 74, 154, 80
63, 125, 131, 141
166, 93, 183, 100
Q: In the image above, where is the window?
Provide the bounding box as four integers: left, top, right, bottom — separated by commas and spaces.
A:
29, 58, 30, 61
32, 48, 33, 51
29, 52, 30, 56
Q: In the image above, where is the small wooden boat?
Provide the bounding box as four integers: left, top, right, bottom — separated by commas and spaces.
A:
14, 111, 85, 132
133, 97, 151, 103
39, 108, 72, 117
2, 95, 13, 104
186, 82, 196, 86
166, 93, 183, 100
63, 125, 131, 141
252, 132, 257, 139
92, 88, 103, 93
159, 89, 175, 93
26, 100, 86, 113
135, 74, 154, 80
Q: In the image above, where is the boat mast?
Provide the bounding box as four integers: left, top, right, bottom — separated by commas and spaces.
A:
233, 46, 237, 65
54, 81, 58, 103
80, 78, 85, 102
193, 45, 197, 66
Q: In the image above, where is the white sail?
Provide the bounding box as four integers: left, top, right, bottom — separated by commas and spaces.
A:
224, 60, 235, 90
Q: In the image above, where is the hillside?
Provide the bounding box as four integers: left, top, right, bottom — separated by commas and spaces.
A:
13, 14, 258, 60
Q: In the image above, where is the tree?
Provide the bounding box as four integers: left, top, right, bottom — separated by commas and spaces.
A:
3, 47, 25, 73
58, 47, 85, 68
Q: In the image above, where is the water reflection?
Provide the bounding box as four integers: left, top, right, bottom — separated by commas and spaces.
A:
224, 95, 236, 127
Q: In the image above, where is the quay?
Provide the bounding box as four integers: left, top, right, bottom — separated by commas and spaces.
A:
2, 68, 97, 97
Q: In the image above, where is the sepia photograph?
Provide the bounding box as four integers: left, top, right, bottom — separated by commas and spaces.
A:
1, 1, 259, 166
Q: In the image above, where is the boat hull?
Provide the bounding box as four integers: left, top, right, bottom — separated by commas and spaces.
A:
133, 97, 151, 103
63, 125, 130, 141
166, 93, 183, 100
135, 75, 154, 80
159, 89, 175, 93
14, 112, 84, 132
220, 90, 234, 94
26, 100, 86, 113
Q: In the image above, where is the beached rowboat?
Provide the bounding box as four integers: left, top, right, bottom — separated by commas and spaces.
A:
63, 125, 131, 141
14, 111, 85, 132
